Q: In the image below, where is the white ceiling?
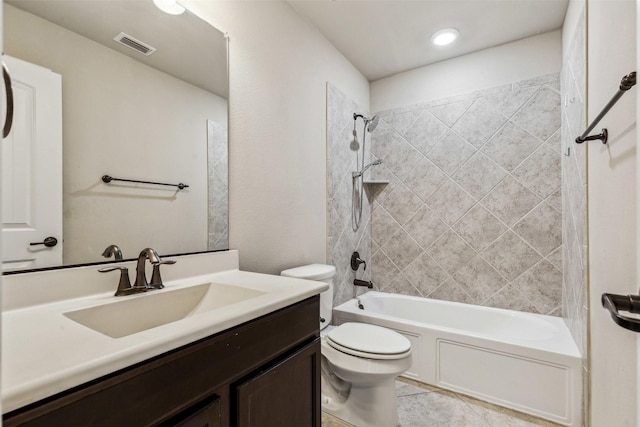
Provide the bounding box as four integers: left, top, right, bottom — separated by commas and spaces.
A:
9, 0, 568, 93
6, 0, 228, 98
288, 0, 569, 81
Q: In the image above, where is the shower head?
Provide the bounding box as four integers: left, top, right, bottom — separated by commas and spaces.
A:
366, 115, 379, 132
353, 113, 380, 132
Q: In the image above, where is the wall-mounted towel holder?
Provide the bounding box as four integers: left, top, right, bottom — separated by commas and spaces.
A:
575, 71, 636, 145
602, 292, 640, 332
102, 175, 189, 190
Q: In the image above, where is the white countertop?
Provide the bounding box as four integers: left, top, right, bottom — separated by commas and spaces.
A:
2, 251, 328, 413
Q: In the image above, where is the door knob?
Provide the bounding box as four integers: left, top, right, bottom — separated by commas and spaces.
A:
30, 237, 58, 247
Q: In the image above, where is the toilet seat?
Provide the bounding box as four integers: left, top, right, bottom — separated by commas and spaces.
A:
326, 322, 411, 360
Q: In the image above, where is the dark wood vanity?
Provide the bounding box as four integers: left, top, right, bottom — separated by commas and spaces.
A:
3, 297, 321, 427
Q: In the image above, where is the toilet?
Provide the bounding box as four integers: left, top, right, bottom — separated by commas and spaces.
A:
281, 264, 412, 427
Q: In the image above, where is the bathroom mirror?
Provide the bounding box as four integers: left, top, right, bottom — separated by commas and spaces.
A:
3, 0, 229, 272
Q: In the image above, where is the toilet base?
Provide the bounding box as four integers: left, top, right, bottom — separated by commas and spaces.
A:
322, 375, 400, 427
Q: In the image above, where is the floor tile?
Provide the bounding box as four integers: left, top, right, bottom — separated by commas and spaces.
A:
322, 378, 563, 427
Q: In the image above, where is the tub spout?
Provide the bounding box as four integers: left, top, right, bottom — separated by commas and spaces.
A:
354, 279, 373, 289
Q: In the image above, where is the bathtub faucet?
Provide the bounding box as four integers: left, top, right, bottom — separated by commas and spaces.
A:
354, 279, 373, 289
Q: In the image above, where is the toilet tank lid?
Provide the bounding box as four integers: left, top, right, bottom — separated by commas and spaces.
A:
280, 264, 336, 280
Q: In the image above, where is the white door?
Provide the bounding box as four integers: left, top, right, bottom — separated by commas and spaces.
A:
2, 55, 62, 271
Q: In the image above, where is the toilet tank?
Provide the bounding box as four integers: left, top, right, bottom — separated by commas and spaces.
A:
280, 264, 335, 330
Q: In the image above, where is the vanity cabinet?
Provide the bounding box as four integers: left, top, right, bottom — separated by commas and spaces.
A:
169, 393, 223, 427
235, 340, 319, 426
3, 297, 321, 427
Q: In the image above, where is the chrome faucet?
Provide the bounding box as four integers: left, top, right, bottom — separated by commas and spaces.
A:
133, 248, 161, 291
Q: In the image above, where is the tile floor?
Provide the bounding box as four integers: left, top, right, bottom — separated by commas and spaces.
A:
321, 378, 562, 427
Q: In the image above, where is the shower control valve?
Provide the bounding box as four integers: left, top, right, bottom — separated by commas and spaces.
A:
350, 251, 367, 271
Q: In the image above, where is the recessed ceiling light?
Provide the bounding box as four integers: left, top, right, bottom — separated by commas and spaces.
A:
431, 28, 459, 46
153, 0, 185, 15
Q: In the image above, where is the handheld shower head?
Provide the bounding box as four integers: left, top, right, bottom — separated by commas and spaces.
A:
352, 159, 384, 178
350, 118, 359, 147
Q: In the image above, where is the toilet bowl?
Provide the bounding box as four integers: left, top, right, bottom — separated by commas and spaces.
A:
281, 264, 412, 427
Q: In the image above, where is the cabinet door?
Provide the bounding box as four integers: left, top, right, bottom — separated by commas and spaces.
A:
235, 338, 321, 427
173, 394, 222, 427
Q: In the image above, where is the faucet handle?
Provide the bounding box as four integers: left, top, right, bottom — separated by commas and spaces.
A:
149, 259, 177, 289
99, 266, 136, 296
350, 251, 367, 271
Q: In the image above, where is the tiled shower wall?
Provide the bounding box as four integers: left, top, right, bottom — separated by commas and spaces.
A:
368, 74, 563, 315
561, 5, 587, 424
562, 2, 587, 360
327, 83, 372, 305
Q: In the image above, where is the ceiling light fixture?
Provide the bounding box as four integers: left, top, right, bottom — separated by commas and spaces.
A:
153, 0, 185, 15
431, 28, 459, 46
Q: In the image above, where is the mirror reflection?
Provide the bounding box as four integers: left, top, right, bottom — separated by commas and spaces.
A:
2, 0, 229, 272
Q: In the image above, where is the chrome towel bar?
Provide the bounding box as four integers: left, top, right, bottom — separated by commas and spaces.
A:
575, 71, 636, 144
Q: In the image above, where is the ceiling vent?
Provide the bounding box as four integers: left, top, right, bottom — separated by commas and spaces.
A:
113, 32, 156, 56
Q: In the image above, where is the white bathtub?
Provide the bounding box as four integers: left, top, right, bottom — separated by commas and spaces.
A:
332, 291, 582, 426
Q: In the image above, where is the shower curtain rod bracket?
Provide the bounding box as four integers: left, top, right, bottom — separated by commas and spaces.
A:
575, 128, 608, 145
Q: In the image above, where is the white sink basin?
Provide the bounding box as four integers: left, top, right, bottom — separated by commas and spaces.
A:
64, 283, 266, 338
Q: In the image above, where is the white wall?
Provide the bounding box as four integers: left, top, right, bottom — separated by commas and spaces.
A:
564, 0, 586, 59
588, 0, 637, 425
182, 0, 370, 274
371, 30, 562, 112
5, 4, 228, 264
